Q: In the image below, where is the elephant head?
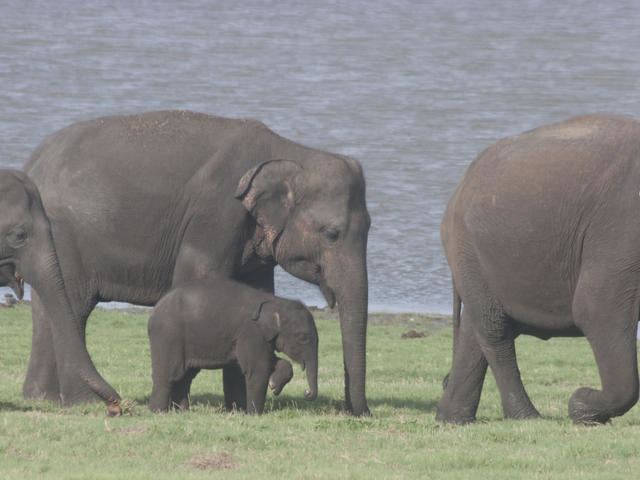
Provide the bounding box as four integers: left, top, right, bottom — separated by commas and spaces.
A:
252, 300, 319, 401
236, 155, 370, 414
0, 169, 120, 408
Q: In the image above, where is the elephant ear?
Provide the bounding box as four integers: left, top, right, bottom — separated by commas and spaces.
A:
235, 160, 302, 250
252, 302, 281, 342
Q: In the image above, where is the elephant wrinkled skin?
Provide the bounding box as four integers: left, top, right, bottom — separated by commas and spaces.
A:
24, 111, 371, 415
438, 114, 640, 425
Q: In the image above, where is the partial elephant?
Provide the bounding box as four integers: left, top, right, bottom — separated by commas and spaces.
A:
0, 169, 119, 410
437, 114, 640, 424
147, 278, 318, 414
24, 110, 370, 415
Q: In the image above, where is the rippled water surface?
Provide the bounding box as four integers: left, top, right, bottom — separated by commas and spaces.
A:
1, 1, 640, 312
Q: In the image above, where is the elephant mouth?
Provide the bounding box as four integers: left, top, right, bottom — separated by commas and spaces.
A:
0, 257, 24, 300
318, 275, 336, 308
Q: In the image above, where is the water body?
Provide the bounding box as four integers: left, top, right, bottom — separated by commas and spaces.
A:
1, 1, 640, 313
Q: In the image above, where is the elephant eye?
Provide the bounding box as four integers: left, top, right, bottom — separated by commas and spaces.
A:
6, 227, 27, 249
321, 227, 340, 242
297, 333, 310, 344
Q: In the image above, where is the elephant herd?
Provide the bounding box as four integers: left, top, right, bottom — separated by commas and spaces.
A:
1, 110, 639, 424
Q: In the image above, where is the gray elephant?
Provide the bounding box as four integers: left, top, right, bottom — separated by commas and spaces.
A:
148, 278, 317, 414
23, 110, 370, 415
0, 169, 120, 411
437, 114, 640, 425
269, 357, 294, 396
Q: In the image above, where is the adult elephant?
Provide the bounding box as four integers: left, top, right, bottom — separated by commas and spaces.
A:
438, 114, 640, 424
23, 110, 371, 415
0, 170, 120, 411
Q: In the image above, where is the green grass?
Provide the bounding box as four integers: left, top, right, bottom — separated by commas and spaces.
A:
1, 305, 639, 479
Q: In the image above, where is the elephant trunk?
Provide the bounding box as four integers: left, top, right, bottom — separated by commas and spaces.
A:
304, 344, 318, 401
324, 251, 369, 416
26, 216, 121, 409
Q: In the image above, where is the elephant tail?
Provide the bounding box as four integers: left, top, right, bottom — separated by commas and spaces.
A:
442, 280, 462, 391
451, 280, 461, 355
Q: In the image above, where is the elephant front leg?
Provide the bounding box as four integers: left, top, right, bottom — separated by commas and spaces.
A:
569, 280, 639, 424
245, 371, 270, 415
149, 381, 172, 412
436, 309, 488, 423
223, 364, 247, 412
171, 368, 199, 411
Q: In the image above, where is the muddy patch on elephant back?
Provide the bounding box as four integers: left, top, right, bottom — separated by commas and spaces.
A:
186, 451, 238, 471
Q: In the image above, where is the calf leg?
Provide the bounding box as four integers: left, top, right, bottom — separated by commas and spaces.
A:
223, 364, 247, 412
246, 369, 270, 414
171, 368, 199, 411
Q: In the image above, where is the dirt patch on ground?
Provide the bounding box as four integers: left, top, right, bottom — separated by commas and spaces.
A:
186, 452, 238, 471
400, 329, 427, 339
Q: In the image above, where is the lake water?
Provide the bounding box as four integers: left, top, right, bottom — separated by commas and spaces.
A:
1, 0, 640, 313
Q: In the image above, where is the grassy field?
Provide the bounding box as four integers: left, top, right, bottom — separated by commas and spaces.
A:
0, 305, 639, 479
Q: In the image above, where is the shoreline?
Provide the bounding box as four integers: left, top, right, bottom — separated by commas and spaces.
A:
0, 286, 450, 316
0, 299, 452, 330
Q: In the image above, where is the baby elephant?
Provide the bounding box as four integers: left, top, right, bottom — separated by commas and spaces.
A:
147, 278, 319, 414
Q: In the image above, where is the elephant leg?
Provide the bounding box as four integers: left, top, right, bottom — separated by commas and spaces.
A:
23, 291, 60, 401
568, 277, 639, 424
171, 368, 199, 411
149, 382, 172, 412
221, 268, 274, 407
471, 298, 540, 420
223, 364, 247, 412
245, 371, 270, 415
436, 308, 488, 423
149, 363, 189, 413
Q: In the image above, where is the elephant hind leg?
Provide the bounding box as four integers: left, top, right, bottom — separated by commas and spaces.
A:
467, 295, 540, 420
436, 308, 488, 423
569, 278, 639, 424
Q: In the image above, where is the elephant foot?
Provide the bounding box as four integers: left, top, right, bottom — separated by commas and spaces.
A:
568, 387, 612, 425
23, 380, 61, 402
23, 363, 61, 402
435, 402, 477, 424
344, 401, 371, 417
503, 401, 541, 420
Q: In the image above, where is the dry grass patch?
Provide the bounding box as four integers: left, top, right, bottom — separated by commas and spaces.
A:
186, 451, 238, 471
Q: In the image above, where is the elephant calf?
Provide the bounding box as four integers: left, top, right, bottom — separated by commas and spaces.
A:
147, 278, 318, 414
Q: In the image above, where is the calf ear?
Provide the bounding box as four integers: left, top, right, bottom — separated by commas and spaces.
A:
235, 160, 302, 252
253, 309, 280, 342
